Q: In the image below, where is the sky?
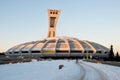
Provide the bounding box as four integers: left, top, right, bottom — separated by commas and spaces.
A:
0, 0, 120, 54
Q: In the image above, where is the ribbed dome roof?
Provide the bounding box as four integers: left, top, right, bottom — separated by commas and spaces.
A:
6, 36, 109, 56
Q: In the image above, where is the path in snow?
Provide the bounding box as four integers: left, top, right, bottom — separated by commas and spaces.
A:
82, 61, 120, 80
76, 62, 86, 80
78, 61, 108, 80
77, 61, 120, 80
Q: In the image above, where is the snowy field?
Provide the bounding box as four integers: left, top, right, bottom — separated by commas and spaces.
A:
0, 60, 81, 80
0, 60, 120, 80
82, 61, 120, 80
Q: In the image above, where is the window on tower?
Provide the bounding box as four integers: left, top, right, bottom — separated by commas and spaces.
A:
50, 12, 52, 14
50, 17, 56, 27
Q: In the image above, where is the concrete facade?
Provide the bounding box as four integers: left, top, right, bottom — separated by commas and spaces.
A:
47, 9, 61, 38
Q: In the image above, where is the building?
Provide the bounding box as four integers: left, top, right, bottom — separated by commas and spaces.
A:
5, 9, 109, 58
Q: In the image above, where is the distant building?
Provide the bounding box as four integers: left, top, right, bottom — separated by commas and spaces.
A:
5, 9, 109, 58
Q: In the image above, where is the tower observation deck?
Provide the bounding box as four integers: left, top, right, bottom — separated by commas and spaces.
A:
47, 9, 61, 38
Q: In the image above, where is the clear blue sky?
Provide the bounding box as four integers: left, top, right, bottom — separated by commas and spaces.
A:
0, 0, 120, 54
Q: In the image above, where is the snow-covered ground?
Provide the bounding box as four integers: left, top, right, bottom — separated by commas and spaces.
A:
82, 61, 120, 80
0, 60, 81, 80
0, 60, 120, 80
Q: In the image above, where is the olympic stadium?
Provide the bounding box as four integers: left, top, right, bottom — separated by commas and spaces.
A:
5, 9, 109, 59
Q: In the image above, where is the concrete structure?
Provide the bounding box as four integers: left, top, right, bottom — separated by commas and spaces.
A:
47, 10, 61, 38
5, 9, 109, 58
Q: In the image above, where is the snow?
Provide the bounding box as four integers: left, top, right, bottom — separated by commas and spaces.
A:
0, 60, 120, 80
82, 61, 120, 80
0, 60, 81, 80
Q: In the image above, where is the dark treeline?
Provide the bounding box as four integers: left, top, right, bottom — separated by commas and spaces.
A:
107, 45, 120, 61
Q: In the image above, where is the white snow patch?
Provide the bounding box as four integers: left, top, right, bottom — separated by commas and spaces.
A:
82, 61, 120, 80
0, 60, 119, 80
0, 60, 81, 80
